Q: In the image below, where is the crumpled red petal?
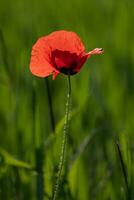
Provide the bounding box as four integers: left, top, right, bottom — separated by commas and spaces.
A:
30, 37, 54, 77
45, 30, 85, 55
52, 50, 79, 69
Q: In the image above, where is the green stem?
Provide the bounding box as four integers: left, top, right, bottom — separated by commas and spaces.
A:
11, 167, 21, 200
45, 78, 55, 134
52, 75, 71, 200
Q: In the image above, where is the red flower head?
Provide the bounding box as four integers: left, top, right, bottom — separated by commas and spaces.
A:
30, 30, 104, 79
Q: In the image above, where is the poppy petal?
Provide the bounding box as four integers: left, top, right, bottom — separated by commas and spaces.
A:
45, 30, 85, 55
86, 48, 104, 58
30, 37, 54, 77
52, 71, 60, 80
52, 50, 79, 69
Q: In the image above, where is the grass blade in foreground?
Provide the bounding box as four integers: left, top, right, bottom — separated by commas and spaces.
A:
115, 140, 130, 199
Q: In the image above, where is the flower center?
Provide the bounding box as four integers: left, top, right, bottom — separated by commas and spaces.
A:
59, 61, 78, 75
51, 50, 79, 75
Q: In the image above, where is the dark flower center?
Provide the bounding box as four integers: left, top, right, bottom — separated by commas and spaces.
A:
58, 61, 78, 75
51, 50, 79, 75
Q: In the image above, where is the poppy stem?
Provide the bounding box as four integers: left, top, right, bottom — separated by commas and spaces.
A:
68, 74, 71, 95
52, 75, 71, 200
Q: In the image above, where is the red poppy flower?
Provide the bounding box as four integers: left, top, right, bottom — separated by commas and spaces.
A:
30, 30, 104, 79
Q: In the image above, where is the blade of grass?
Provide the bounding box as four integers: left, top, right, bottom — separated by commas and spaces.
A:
32, 83, 44, 200
0, 147, 32, 169
0, 29, 11, 77
115, 140, 130, 199
68, 128, 97, 170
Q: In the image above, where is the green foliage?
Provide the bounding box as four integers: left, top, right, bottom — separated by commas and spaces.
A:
0, 0, 134, 199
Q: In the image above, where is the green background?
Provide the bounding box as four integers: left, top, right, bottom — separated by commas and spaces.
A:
0, 0, 134, 199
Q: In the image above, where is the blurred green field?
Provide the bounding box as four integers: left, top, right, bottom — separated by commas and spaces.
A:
0, 0, 134, 199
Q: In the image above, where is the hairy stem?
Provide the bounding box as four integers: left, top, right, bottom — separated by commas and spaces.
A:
52, 75, 71, 200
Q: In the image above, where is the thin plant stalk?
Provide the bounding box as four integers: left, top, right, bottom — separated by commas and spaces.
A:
52, 75, 71, 200
35, 147, 44, 200
45, 78, 55, 134
11, 167, 21, 200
